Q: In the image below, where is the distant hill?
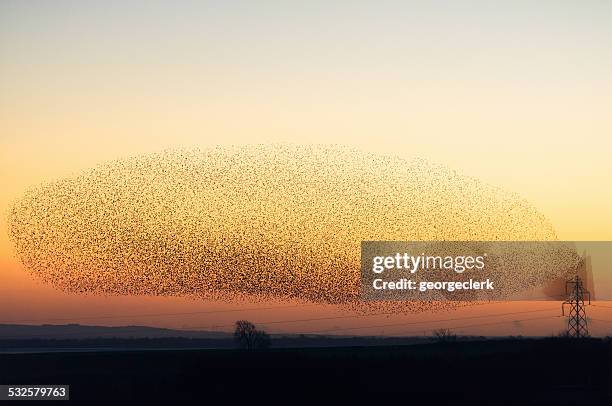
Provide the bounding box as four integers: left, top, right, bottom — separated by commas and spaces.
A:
0, 323, 231, 340
0, 323, 434, 351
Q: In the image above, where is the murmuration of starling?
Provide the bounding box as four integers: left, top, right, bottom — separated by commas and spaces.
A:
8, 145, 564, 313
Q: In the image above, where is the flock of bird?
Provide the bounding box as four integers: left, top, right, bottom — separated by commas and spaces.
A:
8, 145, 577, 313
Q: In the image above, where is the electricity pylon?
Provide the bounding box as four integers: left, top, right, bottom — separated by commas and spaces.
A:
562, 276, 591, 338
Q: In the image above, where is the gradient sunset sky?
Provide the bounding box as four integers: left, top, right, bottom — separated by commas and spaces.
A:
1, 1, 611, 336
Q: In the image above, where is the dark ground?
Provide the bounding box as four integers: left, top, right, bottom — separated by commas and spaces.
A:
1, 338, 611, 404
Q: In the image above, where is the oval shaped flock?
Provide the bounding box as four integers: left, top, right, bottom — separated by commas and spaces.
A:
8, 145, 559, 304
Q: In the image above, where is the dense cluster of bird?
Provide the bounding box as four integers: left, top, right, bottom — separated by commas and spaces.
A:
8, 145, 574, 312
362, 241, 582, 302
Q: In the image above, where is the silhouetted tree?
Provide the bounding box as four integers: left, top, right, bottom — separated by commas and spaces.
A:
234, 320, 271, 350
432, 328, 457, 343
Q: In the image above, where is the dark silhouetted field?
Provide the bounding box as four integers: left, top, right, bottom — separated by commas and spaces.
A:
1, 338, 611, 404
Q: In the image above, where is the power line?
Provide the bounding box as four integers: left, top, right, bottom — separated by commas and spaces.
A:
0, 308, 560, 339
0, 298, 566, 325
280, 308, 559, 335
182, 307, 560, 332
0, 303, 322, 324
383, 315, 562, 338
591, 304, 612, 310
179, 311, 401, 330
180, 305, 527, 330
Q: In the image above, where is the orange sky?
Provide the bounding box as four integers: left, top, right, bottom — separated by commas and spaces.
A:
1, 1, 612, 336
0, 258, 581, 336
